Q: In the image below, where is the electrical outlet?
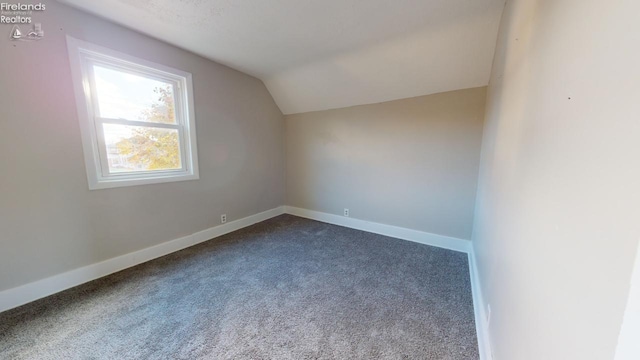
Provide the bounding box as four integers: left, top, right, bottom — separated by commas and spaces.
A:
221, 214, 227, 224
344, 208, 349, 217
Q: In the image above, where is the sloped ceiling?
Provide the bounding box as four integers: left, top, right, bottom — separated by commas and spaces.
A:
59, 0, 505, 114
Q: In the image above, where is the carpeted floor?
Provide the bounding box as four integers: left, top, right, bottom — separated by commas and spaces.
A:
0, 215, 478, 359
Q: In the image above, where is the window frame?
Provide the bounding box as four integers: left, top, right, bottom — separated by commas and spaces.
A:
66, 36, 199, 190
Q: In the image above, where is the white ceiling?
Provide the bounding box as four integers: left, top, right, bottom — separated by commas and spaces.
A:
59, 0, 505, 114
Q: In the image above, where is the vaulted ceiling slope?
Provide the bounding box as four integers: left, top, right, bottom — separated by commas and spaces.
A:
59, 0, 505, 114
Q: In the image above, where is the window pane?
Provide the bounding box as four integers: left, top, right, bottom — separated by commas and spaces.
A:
93, 65, 177, 124
103, 123, 182, 173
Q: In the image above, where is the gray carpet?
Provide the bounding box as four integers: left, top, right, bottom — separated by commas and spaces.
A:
0, 214, 478, 359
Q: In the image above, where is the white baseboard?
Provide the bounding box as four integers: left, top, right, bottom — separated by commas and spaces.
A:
468, 247, 494, 360
284, 206, 471, 253
0, 206, 285, 313
2, 204, 491, 360
282, 206, 490, 358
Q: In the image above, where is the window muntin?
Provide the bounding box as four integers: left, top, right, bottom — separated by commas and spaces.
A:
67, 37, 199, 189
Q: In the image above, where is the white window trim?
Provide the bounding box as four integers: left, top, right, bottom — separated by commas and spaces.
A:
66, 36, 199, 190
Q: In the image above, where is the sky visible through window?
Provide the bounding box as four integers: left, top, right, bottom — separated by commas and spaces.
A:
93, 65, 176, 145
93, 65, 180, 173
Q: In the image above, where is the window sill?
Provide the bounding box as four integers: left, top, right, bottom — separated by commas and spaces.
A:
88, 173, 199, 190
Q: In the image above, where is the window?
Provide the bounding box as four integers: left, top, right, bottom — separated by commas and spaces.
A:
66, 36, 199, 189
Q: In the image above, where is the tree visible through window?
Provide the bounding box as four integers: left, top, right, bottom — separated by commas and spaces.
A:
67, 37, 199, 189
115, 86, 181, 171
